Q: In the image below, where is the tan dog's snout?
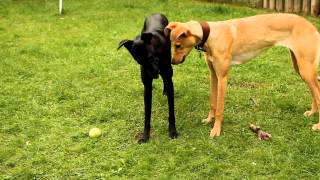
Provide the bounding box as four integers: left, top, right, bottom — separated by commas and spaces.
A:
171, 53, 185, 65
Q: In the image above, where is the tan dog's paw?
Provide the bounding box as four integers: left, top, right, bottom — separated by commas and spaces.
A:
209, 126, 221, 137
202, 117, 213, 125
304, 110, 316, 117
202, 111, 214, 125
312, 123, 320, 131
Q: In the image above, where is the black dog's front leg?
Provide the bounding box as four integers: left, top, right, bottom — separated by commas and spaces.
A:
161, 67, 178, 139
162, 82, 167, 96
139, 67, 153, 144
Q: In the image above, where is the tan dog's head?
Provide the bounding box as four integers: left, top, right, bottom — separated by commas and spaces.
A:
165, 22, 201, 65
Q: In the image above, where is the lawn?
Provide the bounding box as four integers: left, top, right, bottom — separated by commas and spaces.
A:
1, 0, 320, 179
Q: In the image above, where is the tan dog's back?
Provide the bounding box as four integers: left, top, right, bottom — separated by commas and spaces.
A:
208, 14, 320, 65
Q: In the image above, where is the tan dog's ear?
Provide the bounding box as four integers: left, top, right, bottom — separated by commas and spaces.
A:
176, 29, 190, 39
164, 22, 178, 38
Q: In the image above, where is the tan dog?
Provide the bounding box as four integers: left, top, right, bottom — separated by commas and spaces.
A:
165, 13, 320, 137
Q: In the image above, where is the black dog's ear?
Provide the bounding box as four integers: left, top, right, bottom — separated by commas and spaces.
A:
141, 32, 153, 44
118, 39, 133, 50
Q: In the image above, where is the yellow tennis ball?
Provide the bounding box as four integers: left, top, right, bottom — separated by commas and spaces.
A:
89, 128, 102, 138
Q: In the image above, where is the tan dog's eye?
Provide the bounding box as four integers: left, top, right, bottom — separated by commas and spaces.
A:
175, 44, 181, 49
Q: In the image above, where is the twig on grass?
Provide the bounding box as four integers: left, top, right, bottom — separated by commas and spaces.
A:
249, 124, 272, 140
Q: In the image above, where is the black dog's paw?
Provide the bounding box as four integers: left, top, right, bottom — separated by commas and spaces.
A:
137, 133, 150, 144
162, 89, 167, 96
169, 130, 178, 139
138, 137, 149, 144
135, 132, 150, 144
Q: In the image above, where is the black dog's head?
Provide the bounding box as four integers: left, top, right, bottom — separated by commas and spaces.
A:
118, 32, 161, 79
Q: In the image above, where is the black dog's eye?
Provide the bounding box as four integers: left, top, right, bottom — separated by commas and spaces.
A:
175, 44, 181, 49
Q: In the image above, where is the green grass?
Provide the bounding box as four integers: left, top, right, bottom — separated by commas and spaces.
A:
1, 0, 320, 179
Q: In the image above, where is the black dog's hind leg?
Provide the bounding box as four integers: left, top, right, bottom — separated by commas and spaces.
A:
161, 66, 178, 139
138, 66, 153, 144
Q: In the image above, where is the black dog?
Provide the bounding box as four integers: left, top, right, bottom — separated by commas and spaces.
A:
118, 13, 178, 143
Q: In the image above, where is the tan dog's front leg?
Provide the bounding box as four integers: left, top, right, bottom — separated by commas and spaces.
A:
210, 75, 228, 137
304, 98, 317, 117
202, 67, 217, 124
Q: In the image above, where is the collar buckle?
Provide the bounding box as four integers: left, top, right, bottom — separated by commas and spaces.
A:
195, 45, 206, 52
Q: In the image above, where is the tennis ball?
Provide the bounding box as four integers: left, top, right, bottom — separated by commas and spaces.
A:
89, 128, 102, 138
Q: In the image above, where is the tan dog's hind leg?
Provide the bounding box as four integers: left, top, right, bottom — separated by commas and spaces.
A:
291, 50, 318, 117
305, 78, 320, 130
310, 79, 320, 130
290, 50, 300, 74
202, 57, 217, 124
295, 53, 320, 130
